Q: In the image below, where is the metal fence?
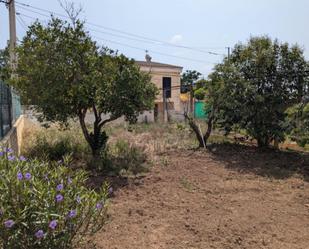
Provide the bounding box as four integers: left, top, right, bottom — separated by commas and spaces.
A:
0, 80, 21, 139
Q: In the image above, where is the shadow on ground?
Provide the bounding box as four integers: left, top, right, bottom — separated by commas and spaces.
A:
207, 143, 309, 181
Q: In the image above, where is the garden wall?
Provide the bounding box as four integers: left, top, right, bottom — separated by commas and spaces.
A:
0, 115, 30, 155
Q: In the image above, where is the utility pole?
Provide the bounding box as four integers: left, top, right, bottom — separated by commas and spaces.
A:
8, 0, 17, 74
189, 83, 194, 116
226, 46, 231, 62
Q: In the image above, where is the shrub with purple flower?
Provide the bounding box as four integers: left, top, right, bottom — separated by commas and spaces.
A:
24, 172, 32, 180
35, 229, 45, 239
55, 194, 64, 202
56, 183, 64, 191
67, 210, 77, 219
4, 220, 15, 228
0, 156, 109, 248
17, 172, 23, 180
6, 148, 13, 153
49, 220, 58, 230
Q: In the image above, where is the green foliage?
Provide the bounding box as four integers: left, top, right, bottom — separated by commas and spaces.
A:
0, 47, 9, 81
181, 70, 201, 93
210, 36, 309, 147
0, 149, 109, 249
194, 88, 207, 100
13, 17, 158, 160
286, 103, 309, 147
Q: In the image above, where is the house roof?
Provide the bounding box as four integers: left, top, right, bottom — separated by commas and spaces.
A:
136, 60, 183, 69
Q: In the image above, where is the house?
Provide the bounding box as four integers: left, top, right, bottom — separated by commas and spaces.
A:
136, 55, 184, 122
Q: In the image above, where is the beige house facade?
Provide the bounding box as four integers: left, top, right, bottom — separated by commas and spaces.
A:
136, 57, 184, 122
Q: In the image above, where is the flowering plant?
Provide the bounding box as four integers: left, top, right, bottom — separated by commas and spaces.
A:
0, 149, 109, 249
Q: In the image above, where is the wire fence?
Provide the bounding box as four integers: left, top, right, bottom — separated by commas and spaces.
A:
0, 80, 21, 139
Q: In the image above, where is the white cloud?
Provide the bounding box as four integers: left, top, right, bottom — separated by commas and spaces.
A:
169, 34, 183, 44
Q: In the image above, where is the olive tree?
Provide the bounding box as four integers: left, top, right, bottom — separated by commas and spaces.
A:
12, 18, 157, 161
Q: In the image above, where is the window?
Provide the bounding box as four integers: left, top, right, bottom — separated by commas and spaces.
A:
162, 77, 172, 98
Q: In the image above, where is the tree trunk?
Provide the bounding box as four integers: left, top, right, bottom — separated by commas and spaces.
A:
78, 108, 108, 169
257, 137, 270, 148
203, 112, 214, 144
184, 112, 211, 148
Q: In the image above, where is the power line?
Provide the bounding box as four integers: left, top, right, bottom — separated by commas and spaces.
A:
15, 1, 226, 56
16, 13, 27, 30
17, 12, 219, 65
92, 35, 218, 64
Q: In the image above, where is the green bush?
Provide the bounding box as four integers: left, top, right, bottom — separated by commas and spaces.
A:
0, 149, 109, 249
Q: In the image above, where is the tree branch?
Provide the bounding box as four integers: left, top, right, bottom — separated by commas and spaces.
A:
92, 104, 101, 123
78, 108, 92, 146
98, 115, 119, 128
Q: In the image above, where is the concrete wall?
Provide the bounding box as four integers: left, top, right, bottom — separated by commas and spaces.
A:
0, 115, 26, 155
139, 65, 184, 122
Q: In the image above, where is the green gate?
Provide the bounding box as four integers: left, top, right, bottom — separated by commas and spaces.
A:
194, 101, 210, 119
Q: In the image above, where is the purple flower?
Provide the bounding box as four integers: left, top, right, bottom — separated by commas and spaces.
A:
19, 156, 27, 161
56, 194, 63, 202
24, 172, 31, 180
56, 184, 63, 191
17, 172, 23, 180
67, 210, 77, 218
0, 151, 4, 157
8, 155, 15, 161
67, 177, 72, 184
6, 148, 13, 153
108, 187, 113, 195
76, 196, 81, 204
57, 160, 62, 164
95, 202, 103, 210
35, 229, 45, 239
49, 220, 57, 230
4, 220, 14, 228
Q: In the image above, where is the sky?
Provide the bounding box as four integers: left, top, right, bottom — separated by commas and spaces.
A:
1, 0, 309, 77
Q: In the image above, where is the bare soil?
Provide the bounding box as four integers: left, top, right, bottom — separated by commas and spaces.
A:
93, 144, 309, 249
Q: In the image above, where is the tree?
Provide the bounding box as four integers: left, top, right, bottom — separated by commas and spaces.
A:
194, 79, 208, 100
215, 36, 309, 147
184, 64, 241, 147
186, 36, 309, 148
12, 18, 157, 162
181, 70, 201, 93
286, 100, 309, 147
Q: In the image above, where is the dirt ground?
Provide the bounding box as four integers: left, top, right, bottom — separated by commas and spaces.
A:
92, 144, 309, 249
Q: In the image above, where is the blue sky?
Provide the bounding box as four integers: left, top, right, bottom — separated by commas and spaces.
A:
1, 0, 309, 76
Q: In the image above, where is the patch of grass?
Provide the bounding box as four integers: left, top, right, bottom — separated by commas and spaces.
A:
22, 125, 90, 162
101, 139, 150, 177
179, 177, 196, 192
159, 156, 170, 168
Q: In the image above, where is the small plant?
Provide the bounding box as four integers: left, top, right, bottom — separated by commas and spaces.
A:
102, 139, 149, 176
0, 148, 109, 249
179, 177, 196, 192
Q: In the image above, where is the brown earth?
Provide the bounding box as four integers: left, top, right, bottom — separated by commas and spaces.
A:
92, 144, 309, 249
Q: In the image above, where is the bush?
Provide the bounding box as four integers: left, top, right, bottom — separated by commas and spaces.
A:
0, 149, 109, 249
102, 139, 148, 176
23, 127, 90, 161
